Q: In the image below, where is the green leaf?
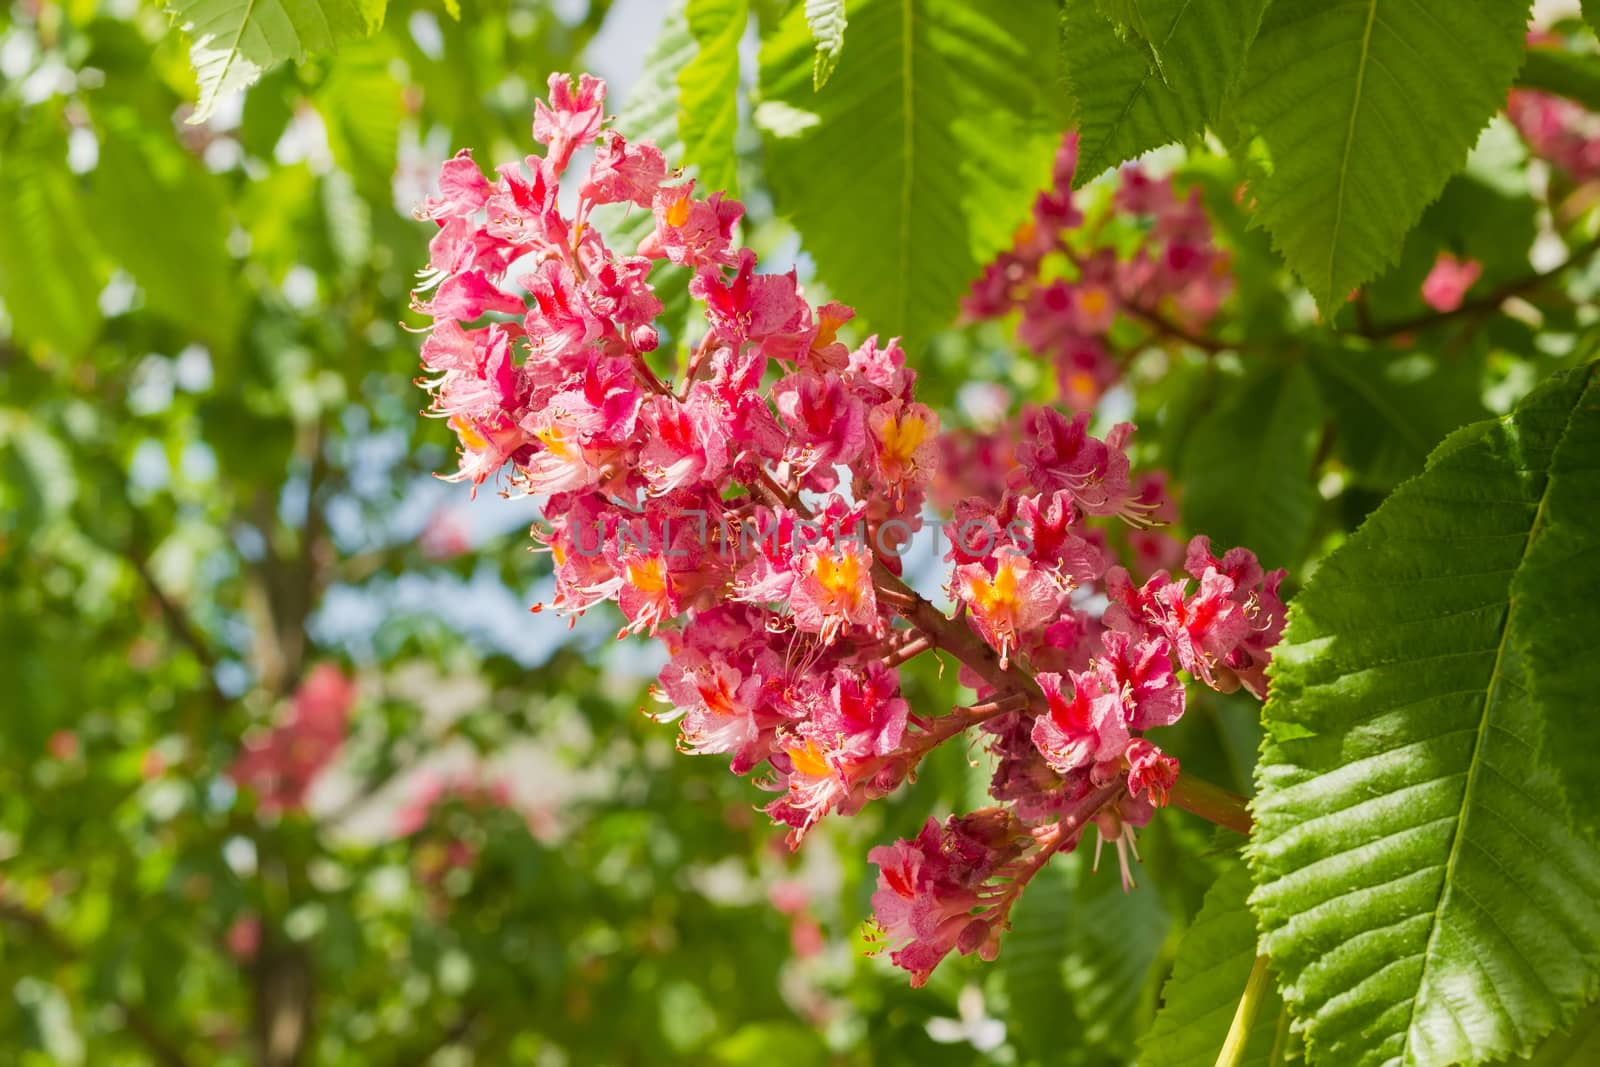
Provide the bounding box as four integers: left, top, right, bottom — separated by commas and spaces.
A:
1180, 360, 1323, 571
1251, 364, 1600, 1067
1066, 0, 1272, 185
86, 110, 239, 350
758, 0, 1057, 350
1516, 47, 1600, 114
1142, 860, 1289, 1067
1307, 347, 1489, 492
1513, 367, 1600, 836
1000, 859, 1075, 1063
1094, 0, 1156, 46
613, 1, 695, 193
317, 42, 405, 206
678, 0, 747, 197
165, 0, 387, 123
1518, 1001, 1600, 1065
1233, 0, 1532, 310
804, 0, 847, 90
1062, 0, 1203, 185
1061, 866, 1173, 1060
0, 114, 106, 354
1586, 1, 1600, 40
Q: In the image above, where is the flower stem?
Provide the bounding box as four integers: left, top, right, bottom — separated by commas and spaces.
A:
1169, 773, 1253, 835
1216, 954, 1273, 1067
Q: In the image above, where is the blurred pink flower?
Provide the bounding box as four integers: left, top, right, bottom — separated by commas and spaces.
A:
419, 508, 472, 560
47, 730, 78, 762
1420, 252, 1482, 313
229, 663, 356, 813
226, 915, 261, 961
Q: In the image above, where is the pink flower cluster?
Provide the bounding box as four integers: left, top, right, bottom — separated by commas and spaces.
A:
411, 75, 1285, 986
228, 663, 356, 813
963, 136, 1233, 410
1507, 87, 1600, 182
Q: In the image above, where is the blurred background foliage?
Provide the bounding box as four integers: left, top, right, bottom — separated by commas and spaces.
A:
3, 0, 1599, 1063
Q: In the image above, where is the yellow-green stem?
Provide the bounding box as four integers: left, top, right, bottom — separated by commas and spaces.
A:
1216, 954, 1273, 1067
1170, 773, 1253, 835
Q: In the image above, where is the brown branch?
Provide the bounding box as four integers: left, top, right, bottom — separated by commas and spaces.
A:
1120, 297, 1232, 355
128, 554, 221, 679
0, 898, 198, 1067
1359, 233, 1600, 339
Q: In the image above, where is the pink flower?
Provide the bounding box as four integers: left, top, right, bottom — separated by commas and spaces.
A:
1030, 670, 1129, 775
690, 249, 809, 349
417, 269, 527, 323
866, 400, 939, 506
656, 648, 761, 759
867, 812, 1026, 986
393, 772, 516, 838
641, 182, 743, 267
1507, 90, 1600, 182
419, 150, 493, 220
954, 550, 1064, 668
582, 130, 668, 207
532, 72, 606, 173
483, 157, 563, 249
1016, 408, 1144, 522
1010, 491, 1107, 584
815, 662, 909, 760
1124, 738, 1179, 807
1420, 252, 1482, 313
639, 389, 730, 495
420, 507, 472, 560
773, 372, 866, 485
1094, 631, 1184, 731
522, 259, 604, 360
791, 539, 880, 645
1150, 569, 1250, 689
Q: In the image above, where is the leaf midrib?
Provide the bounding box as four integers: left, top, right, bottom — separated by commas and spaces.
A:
1084, 0, 1197, 175
1399, 362, 1596, 1065
213, 0, 263, 111
1326, 0, 1379, 294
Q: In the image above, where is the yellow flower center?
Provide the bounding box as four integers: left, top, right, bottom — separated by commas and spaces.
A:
665, 196, 691, 228
1078, 285, 1110, 319
812, 308, 849, 353
878, 410, 928, 471
451, 415, 489, 452
813, 549, 865, 603
625, 556, 669, 595
534, 425, 573, 460
970, 559, 1021, 622
789, 740, 831, 778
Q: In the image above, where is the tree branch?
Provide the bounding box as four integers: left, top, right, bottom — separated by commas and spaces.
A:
1121, 297, 1232, 355
1358, 233, 1600, 339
